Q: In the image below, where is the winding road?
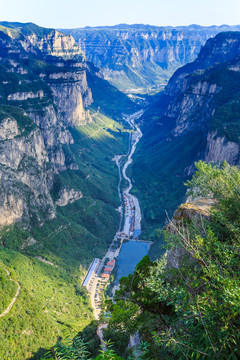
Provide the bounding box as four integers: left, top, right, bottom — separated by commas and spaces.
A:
121, 111, 143, 237
97, 110, 144, 348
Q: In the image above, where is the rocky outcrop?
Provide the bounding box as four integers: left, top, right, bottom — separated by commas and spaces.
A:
56, 188, 83, 207
0, 117, 56, 227
166, 198, 216, 269
169, 81, 220, 136
26, 104, 71, 172
0, 117, 21, 140
205, 132, 239, 165
166, 198, 216, 231
20, 28, 85, 59
49, 69, 92, 127
7, 90, 44, 101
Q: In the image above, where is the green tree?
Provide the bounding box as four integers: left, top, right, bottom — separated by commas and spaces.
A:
147, 161, 240, 359
106, 161, 240, 359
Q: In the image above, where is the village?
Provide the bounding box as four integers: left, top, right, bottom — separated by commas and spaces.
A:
81, 225, 140, 319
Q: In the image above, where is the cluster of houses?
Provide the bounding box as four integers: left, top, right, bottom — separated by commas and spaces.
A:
101, 259, 115, 279
82, 258, 117, 289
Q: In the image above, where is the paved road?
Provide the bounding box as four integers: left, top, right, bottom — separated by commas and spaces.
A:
122, 111, 143, 237
112, 155, 124, 232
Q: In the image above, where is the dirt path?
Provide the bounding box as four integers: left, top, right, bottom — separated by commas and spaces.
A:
0, 267, 20, 318
97, 323, 108, 351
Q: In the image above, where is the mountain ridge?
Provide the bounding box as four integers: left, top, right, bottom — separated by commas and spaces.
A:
61, 24, 240, 90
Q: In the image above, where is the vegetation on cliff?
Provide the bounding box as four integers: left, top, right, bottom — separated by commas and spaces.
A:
132, 32, 240, 245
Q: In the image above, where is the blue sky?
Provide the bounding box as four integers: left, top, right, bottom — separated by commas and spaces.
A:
1, 0, 240, 29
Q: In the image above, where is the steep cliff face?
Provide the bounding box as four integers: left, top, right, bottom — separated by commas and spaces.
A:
0, 23, 93, 226
0, 21, 85, 59
162, 32, 240, 161
166, 31, 240, 97
168, 81, 220, 136
49, 68, 92, 127
61, 24, 240, 90
56, 187, 83, 207
133, 32, 240, 235
205, 132, 239, 164
0, 112, 55, 227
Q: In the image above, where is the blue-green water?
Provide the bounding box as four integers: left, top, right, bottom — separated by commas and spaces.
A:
116, 240, 149, 283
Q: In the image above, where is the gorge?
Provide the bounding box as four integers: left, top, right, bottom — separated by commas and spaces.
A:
0, 20, 239, 360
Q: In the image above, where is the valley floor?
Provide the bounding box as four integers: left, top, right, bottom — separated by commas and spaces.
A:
81, 111, 152, 351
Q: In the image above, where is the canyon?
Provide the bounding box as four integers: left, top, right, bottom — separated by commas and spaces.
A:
0, 21, 239, 359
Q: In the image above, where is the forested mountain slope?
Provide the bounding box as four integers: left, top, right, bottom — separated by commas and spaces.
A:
132, 31, 240, 244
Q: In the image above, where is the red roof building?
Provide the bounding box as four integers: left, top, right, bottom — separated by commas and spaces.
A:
107, 261, 115, 266
101, 273, 110, 279
104, 267, 113, 272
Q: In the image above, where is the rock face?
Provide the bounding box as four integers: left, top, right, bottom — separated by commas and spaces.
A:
0, 118, 21, 140
56, 188, 83, 207
152, 31, 240, 164
0, 117, 55, 226
0, 22, 93, 227
10, 23, 86, 59
166, 198, 216, 233
61, 24, 240, 90
205, 132, 239, 164
7, 90, 44, 101
49, 69, 92, 127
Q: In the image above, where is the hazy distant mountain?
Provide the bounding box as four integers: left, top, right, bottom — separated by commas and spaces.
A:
61, 24, 240, 90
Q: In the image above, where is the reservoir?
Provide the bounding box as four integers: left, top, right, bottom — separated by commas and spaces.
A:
115, 240, 149, 283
